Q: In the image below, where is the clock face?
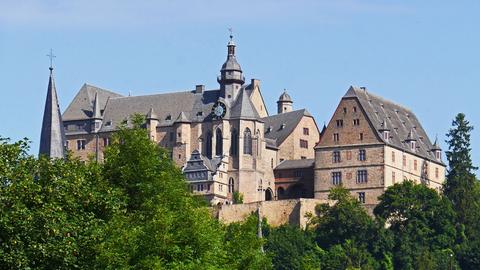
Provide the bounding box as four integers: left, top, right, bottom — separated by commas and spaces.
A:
212, 101, 227, 119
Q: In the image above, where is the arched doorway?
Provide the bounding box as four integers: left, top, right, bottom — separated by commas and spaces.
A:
265, 188, 273, 201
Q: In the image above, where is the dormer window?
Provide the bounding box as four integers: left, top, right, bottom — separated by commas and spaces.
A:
166, 115, 172, 121
383, 131, 390, 141
411, 141, 416, 151
280, 123, 286, 130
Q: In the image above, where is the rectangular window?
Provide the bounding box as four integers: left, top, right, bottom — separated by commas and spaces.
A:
300, 139, 308, 149
358, 192, 366, 204
403, 155, 407, 167
346, 151, 352, 160
356, 170, 368, 183
219, 184, 223, 192
303, 128, 309, 135
435, 168, 439, 179
76, 140, 86, 150
332, 172, 342, 185
353, 107, 357, 113
414, 160, 418, 171
333, 151, 341, 163
353, 119, 360, 126
169, 132, 174, 141
208, 184, 211, 191
343, 107, 347, 114
294, 170, 303, 177
358, 149, 366, 161
103, 137, 109, 146
336, 120, 344, 127
359, 133, 364, 141
392, 171, 396, 184
333, 133, 340, 142
392, 151, 395, 163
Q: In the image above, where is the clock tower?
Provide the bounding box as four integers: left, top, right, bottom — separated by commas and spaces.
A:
217, 34, 245, 106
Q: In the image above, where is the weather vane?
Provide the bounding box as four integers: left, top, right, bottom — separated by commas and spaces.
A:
46, 48, 56, 70
228, 27, 233, 40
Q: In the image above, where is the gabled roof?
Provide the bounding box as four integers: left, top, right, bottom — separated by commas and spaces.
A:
63, 83, 123, 121
275, 159, 315, 170
261, 109, 312, 146
344, 86, 443, 164
229, 87, 261, 120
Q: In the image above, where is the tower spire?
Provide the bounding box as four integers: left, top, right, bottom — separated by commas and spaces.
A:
39, 52, 66, 159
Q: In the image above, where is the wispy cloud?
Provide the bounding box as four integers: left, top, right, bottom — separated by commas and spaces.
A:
0, 0, 412, 30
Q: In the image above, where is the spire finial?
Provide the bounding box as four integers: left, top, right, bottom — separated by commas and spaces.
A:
46, 48, 56, 72
228, 27, 233, 41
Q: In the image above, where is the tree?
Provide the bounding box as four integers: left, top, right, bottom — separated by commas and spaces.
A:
374, 181, 457, 269
444, 113, 480, 241
265, 225, 321, 270
0, 137, 121, 269
97, 115, 228, 269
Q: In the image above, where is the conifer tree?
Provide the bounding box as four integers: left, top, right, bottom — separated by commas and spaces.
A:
444, 113, 479, 239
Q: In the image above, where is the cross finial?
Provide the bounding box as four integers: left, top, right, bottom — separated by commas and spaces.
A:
46, 48, 56, 71
228, 27, 233, 40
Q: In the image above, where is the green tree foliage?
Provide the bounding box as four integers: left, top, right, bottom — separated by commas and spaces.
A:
265, 225, 321, 270
97, 114, 228, 269
0, 137, 121, 269
374, 181, 457, 269
233, 191, 244, 204
444, 113, 480, 239
224, 214, 272, 270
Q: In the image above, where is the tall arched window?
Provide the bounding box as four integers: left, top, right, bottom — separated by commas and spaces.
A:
206, 131, 212, 158
244, 128, 252, 155
230, 129, 238, 155
215, 128, 223, 156
228, 178, 234, 193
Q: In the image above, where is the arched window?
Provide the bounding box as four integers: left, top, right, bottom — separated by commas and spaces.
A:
228, 178, 234, 193
244, 128, 252, 155
215, 128, 223, 156
230, 129, 238, 155
206, 131, 212, 158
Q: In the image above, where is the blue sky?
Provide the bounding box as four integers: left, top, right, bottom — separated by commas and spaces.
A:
0, 0, 478, 170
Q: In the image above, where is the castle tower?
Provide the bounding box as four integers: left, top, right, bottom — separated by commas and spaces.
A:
218, 34, 245, 105
39, 65, 66, 158
277, 89, 293, 114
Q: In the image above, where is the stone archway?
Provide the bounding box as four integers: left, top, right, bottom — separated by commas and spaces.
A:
265, 188, 273, 201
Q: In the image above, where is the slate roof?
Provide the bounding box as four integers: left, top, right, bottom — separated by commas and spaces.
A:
261, 109, 312, 146
63, 84, 123, 121
344, 86, 443, 164
39, 68, 66, 158
275, 159, 315, 170
230, 88, 261, 120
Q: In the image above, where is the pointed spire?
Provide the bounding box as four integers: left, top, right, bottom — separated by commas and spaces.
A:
432, 135, 442, 150
175, 111, 191, 123
92, 92, 102, 119
406, 128, 417, 141
146, 107, 158, 120
39, 65, 66, 159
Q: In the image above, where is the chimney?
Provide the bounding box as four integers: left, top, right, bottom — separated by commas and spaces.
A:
251, 78, 260, 89
195, 85, 205, 94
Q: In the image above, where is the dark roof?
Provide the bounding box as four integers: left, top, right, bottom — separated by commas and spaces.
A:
261, 109, 312, 146
98, 88, 220, 132
230, 87, 261, 120
63, 83, 123, 121
278, 90, 292, 102
39, 68, 66, 158
275, 159, 315, 170
344, 86, 443, 164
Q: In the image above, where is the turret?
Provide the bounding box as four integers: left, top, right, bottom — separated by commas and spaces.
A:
431, 136, 442, 161
277, 89, 293, 114
91, 92, 102, 133
218, 34, 245, 105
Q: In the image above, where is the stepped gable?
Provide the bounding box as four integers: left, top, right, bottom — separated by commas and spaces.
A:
261, 109, 311, 146
345, 86, 442, 164
63, 84, 122, 121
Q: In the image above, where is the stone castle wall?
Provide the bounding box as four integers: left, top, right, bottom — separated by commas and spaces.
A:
213, 198, 331, 228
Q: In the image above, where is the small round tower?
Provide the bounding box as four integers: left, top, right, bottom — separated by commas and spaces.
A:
277, 89, 293, 114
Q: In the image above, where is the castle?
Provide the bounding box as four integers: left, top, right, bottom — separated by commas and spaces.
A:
39, 36, 445, 206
